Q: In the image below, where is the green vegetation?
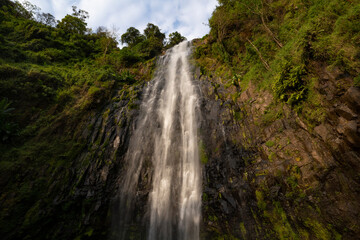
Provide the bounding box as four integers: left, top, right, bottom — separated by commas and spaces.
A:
0, 98, 17, 142
120, 24, 186, 61
167, 31, 187, 48
194, 0, 360, 126
273, 63, 307, 106
199, 140, 209, 164
239, 222, 247, 239
263, 201, 299, 240
0, 1, 184, 239
121, 23, 165, 61
1, 0, 358, 238
265, 140, 275, 148
252, 164, 343, 239
196, 2, 360, 234
355, 75, 360, 87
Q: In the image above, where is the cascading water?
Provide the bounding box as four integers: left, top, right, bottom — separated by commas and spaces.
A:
116, 41, 201, 240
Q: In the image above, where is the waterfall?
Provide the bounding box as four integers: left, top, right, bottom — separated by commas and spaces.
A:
117, 41, 201, 240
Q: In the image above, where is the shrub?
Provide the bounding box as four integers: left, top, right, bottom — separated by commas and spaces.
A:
0, 98, 17, 142
273, 63, 307, 106
119, 47, 141, 66
354, 75, 360, 87
119, 70, 136, 84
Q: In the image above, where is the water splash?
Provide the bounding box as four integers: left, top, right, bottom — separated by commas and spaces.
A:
117, 41, 201, 240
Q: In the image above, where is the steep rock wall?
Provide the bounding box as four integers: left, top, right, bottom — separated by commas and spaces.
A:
196, 62, 360, 239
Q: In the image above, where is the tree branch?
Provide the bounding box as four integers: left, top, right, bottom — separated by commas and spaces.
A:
246, 38, 272, 71
260, 14, 283, 48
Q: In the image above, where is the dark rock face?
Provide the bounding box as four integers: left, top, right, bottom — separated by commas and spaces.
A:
67, 89, 146, 240
196, 75, 264, 239
194, 61, 360, 239
0, 85, 144, 240
68, 61, 360, 240
1, 56, 359, 240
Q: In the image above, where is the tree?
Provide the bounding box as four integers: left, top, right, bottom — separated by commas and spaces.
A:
209, 5, 237, 42
238, 0, 283, 48
144, 23, 165, 43
167, 31, 186, 48
37, 12, 56, 27
57, 6, 88, 35
96, 26, 119, 62
140, 23, 165, 58
120, 23, 166, 59
14, 0, 40, 19
121, 27, 144, 47
70, 6, 89, 21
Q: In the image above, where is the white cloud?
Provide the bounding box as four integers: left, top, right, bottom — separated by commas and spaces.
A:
26, 0, 218, 40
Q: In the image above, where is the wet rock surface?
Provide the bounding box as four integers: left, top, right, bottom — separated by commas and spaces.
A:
0, 83, 144, 240
68, 62, 360, 240
1, 58, 359, 240
196, 75, 264, 239
194, 61, 360, 239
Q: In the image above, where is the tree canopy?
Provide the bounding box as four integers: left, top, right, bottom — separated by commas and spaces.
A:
167, 31, 186, 48
120, 23, 170, 60
57, 6, 89, 35
144, 23, 165, 42
121, 27, 144, 47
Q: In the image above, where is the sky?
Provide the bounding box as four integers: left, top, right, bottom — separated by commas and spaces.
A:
26, 0, 218, 41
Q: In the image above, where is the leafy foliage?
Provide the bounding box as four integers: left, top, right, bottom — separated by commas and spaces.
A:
194, 3, 360, 238
167, 31, 186, 48
0, 1, 186, 239
273, 63, 307, 106
195, 0, 360, 124
57, 14, 87, 35
0, 98, 17, 142
121, 27, 144, 47
0, 1, 166, 238
143, 23, 165, 42
120, 23, 167, 60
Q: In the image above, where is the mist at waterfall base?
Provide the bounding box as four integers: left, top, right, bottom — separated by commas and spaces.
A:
111, 41, 202, 240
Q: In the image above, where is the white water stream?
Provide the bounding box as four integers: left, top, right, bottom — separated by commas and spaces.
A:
118, 41, 201, 240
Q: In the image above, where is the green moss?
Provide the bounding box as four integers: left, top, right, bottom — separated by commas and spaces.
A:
208, 215, 218, 222
102, 108, 110, 120
264, 202, 299, 240
298, 229, 310, 240
240, 222, 247, 239
233, 110, 243, 122
202, 193, 209, 202
84, 227, 94, 237
87, 123, 94, 131
268, 152, 276, 162
256, 190, 266, 210
127, 100, 139, 110
103, 138, 110, 148
199, 140, 208, 164
23, 201, 41, 227
265, 140, 275, 148
88, 86, 101, 96
262, 106, 284, 125
332, 228, 342, 240
256, 170, 269, 177
354, 75, 360, 87
304, 218, 331, 240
